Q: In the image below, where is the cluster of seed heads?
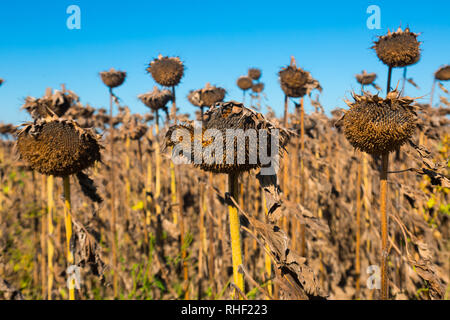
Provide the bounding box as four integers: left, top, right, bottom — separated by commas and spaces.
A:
22, 89, 79, 120
118, 107, 148, 141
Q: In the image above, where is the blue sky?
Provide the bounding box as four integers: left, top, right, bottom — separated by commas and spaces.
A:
0, 1, 449, 125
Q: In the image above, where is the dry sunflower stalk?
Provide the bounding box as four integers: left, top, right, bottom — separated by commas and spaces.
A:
337, 89, 417, 300
165, 100, 290, 297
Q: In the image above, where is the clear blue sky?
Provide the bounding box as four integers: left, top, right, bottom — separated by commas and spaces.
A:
0, 0, 449, 125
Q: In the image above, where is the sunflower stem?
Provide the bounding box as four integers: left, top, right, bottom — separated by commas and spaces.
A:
63, 175, 75, 300
380, 153, 389, 300
47, 174, 54, 300
429, 79, 436, 108
228, 172, 244, 299
387, 66, 393, 93
109, 87, 118, 299
355, 154, 362, 299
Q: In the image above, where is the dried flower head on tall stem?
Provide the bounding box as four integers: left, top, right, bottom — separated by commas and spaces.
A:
99, 67, 126, 299
430, 65, 450, 108
372, 27, 421, 93
16, 113, 102, 300
337, 89, 417, 300
188, 83, 226, 121
165, 101, 290, 298
236, 76, 253, 104
355, 70, 381, 92
279, 56, 321, 127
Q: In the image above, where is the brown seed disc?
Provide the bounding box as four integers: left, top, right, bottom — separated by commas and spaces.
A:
138, 86, 174, 112
248, 68, 262, 81
435, 65, 450, 81
372, 27, 421, 68
100, 68, 127, 88
356, 71, 377, 85
341, 91, 417, 155
166, 101, 290, 174
252, 82, 265, 93
279, 65, 321, 98
236, 76, 253, 91
16, 119, 102, 176
147, 55, 184, 87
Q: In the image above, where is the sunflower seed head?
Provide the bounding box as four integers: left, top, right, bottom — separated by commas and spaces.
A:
340, 90, 417, 155
372, 26, 421, 68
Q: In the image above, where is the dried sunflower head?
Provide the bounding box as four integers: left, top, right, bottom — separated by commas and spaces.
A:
16, 118, 102, 176
100, 68, 126, 88
147, 54, 184, 87
22, 89, 78, 120
355, 70, 377, 85
188, 83, 226, 107
338, 90, 417, 155
0, 123, 16, 136
279, 59, 322, 98
372, 27, 421, 68
435, 65, 450, 81
252, 82, 265, 93
165, 101, 290, 174
138, 86, 174, 112
120, 111, 148, 141
248, 68, 262, 81
236, 76, 253, 91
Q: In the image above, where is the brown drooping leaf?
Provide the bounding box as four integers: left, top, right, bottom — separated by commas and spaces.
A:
404, 140, 450, 187
407, 78, 420, 89
242, 172, 326, 299
437, 82, 448, 94
410, 241, 446, 300
76, 171, 103, 203
72, 220, 107, 283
